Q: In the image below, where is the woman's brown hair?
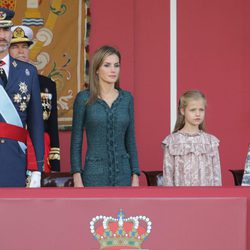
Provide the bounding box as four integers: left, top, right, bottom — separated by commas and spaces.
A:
87, 45, 121, 104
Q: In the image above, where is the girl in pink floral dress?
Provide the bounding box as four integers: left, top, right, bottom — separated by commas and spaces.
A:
162, 90, 222, 186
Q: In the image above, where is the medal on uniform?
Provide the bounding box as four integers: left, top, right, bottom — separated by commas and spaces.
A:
13, 82, 30, 112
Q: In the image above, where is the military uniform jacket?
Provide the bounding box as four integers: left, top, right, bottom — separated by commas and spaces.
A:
39, 75, 60, 171
0, 56, 44, 187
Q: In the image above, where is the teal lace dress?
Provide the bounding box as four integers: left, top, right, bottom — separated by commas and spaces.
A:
70, 89, 140, 186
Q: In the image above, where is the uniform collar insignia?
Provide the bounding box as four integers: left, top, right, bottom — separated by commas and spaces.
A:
12, 60, 17, 67
25, 68, 30, 76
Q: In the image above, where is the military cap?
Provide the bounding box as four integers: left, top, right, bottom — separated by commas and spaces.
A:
0, 7, 15, 28
10, 25, 34, 46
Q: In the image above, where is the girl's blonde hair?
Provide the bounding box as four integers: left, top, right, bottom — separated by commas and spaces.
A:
87, 45, 121, 104
173, 90, 207, 133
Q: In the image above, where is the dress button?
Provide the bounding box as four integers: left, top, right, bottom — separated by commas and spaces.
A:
0, 139, 5, 143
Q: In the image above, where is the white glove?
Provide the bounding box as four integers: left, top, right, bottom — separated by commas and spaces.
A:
29, 171, 41, 188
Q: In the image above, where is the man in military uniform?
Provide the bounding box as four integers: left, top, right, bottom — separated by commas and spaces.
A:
9, 25, 61, 172
0, 7, 44, 187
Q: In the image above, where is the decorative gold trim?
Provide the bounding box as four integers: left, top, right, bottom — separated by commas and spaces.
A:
49, 149, 60, 160
0, 20, 13, 27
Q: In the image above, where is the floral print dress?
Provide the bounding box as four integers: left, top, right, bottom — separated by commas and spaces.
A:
162, 131, 222, 186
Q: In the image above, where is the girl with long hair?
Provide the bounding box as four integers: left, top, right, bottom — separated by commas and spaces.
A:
162, 90, 222, 186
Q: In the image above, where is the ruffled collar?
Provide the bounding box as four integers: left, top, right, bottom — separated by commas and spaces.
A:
177, 130, 203, 137
162, 130, 219, 156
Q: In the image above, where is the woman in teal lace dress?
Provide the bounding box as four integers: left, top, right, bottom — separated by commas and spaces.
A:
70, 46, 140, 187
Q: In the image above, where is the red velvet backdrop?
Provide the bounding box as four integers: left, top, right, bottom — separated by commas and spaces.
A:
177, 0, 250, 185
59, 0, 250, 186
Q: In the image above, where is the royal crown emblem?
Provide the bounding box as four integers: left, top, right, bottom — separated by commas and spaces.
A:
90, 209, 152, 249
